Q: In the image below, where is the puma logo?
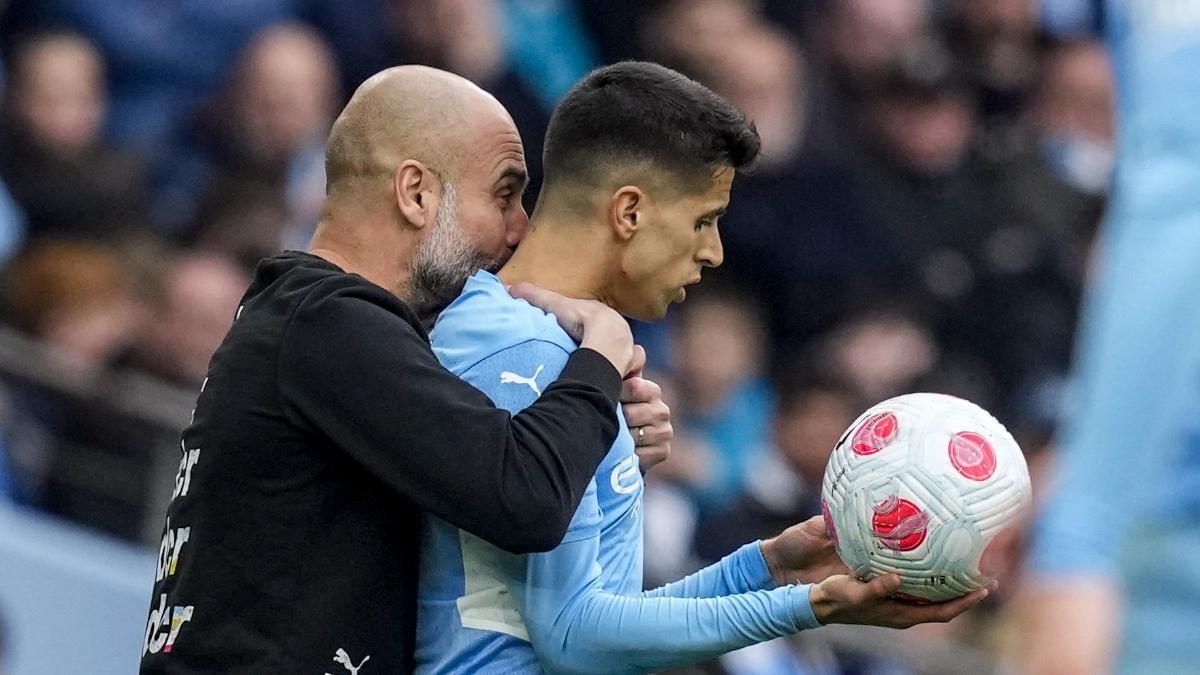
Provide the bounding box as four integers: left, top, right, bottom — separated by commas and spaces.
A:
327, 647, 370, 675
500, 364, 545, 396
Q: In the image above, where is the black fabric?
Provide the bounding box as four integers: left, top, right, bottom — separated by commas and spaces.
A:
140, 251, 621, 674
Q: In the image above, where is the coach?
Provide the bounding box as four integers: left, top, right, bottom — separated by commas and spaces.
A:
139, 66, 669, 674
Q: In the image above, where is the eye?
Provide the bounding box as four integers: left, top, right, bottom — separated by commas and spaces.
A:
694, 219, 716, 232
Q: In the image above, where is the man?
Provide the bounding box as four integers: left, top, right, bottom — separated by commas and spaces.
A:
139, 66, 672, 673
1022, 2, 1200, 673
417, 62, 992, 675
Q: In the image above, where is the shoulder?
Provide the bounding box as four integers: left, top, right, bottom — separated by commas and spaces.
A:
431, 277, 575, 374
263, 254, 427, 351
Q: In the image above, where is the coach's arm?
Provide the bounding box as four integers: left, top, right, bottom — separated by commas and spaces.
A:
278, 280, 626, 553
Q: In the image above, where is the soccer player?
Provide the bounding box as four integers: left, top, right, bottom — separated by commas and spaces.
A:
1023, 2, 1200, 672
138, 66, 671, 674
417, 62, 992, 675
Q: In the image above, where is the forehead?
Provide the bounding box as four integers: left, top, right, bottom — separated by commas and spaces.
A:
459, 103, 526, 183
680, 165, 736, 207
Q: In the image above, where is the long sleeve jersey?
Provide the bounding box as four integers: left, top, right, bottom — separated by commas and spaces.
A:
416, 271, 817, 675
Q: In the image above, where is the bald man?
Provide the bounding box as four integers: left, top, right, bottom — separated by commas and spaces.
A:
139, 66, 662, 674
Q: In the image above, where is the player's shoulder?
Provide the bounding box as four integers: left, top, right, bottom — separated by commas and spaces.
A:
431, 271, 575, 372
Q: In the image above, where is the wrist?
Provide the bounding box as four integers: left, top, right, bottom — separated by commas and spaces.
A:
808, 581, 832, 625
760, 537, 787, 587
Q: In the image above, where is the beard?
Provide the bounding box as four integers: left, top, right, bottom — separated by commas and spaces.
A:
406, 182, 507, 324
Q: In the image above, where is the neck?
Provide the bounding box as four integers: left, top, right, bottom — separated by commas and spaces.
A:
498, 211, 613, 304
309, 198, 415, 298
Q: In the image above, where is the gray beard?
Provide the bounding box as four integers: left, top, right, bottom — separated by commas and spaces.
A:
406, 183, 505, 325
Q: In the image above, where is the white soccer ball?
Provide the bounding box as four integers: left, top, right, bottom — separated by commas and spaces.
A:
820, 393, 1032, 602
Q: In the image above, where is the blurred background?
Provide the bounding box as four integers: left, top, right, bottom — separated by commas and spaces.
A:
0, 0, 1117, 673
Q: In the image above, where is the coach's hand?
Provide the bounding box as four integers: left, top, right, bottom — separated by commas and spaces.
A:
619, 347, 672, 472
809, 573, 995, 628
510, 283, 637, 376
762, 516, 850, 586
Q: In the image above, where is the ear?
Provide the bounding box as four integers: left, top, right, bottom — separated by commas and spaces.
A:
393, 160, 439, 230
609, 185, 643, 241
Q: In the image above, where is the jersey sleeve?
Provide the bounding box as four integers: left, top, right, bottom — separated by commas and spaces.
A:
277, 282, 620, 554
641, 541, 775, 599
459, 340, 603, 542
1029, 227, 1200, 579
513, 533, 817, 675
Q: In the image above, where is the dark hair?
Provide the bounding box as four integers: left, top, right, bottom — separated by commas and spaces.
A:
543, 61, 760, 191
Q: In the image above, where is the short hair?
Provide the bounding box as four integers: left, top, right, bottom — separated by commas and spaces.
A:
542, 61, 761, 192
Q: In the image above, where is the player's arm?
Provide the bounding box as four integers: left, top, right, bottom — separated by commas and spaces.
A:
517, 533, 989, 674
642, 541, 776, 599
517, 531, 818, 675
1021, 227, 1200, 672
645, 516, 846, 599
277, 282, 618, 554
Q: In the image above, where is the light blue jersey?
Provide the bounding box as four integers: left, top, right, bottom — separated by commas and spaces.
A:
416, 271, 818, 675
1031, 1, 1200, 671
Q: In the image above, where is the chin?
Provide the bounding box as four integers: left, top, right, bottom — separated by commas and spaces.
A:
634, 303, 671, 323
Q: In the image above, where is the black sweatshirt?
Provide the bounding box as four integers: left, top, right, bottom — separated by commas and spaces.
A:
139, 252, 621, 674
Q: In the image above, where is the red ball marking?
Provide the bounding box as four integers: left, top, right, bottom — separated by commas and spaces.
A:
872, 498, 929, 551
851, 412, 899, 456
822, 499, 839, 547
949, 431, 997, 481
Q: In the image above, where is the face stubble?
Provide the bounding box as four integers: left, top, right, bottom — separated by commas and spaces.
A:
405, 182, 507, 324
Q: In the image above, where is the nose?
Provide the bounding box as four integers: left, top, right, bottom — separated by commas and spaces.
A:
698, 226, 724, 269
505, 206, 530, 249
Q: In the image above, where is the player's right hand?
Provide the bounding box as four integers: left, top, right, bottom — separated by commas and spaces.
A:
509, 282, 637, 377
808, 573, 994, 629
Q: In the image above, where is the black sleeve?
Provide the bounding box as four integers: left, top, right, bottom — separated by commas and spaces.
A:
277, 280, 622, 553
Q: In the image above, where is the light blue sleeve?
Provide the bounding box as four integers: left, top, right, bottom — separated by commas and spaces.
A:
1028, 225, 1200, 579
465, 338, 818, 673
458, 338, 572, 413
642, 541, 775, 598
460, 339, 602, 542
515, 536, 817, 675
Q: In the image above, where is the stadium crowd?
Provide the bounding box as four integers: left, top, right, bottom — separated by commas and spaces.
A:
0, 0, 1111, 673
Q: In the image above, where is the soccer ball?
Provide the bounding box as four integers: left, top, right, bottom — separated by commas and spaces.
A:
820, 393, 1032, 602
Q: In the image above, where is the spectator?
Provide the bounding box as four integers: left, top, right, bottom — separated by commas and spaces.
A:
191, 177, 291, 272
943, 0, 1044, 124
819, 307, 940, 403
813, 0, 931, 99
695, 365, 862, 563
1, 0, 298, 152
0, 32, 148, 240
666, 281, 773, 514
2, 240, 142, 369
1034, 39, 1114, 197
114, 252, 248, 388
155, 23, 339, 238
644, 7, 890, 346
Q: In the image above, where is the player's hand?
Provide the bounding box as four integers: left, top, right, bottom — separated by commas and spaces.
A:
761, 516, 851, 586
619, 348, 672, 473
809, 573, 995, 628
510, 283, 637, 376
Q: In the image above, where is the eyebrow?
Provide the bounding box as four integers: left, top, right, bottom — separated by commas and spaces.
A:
701, 205, 728, 220
495, 166, 529, 192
